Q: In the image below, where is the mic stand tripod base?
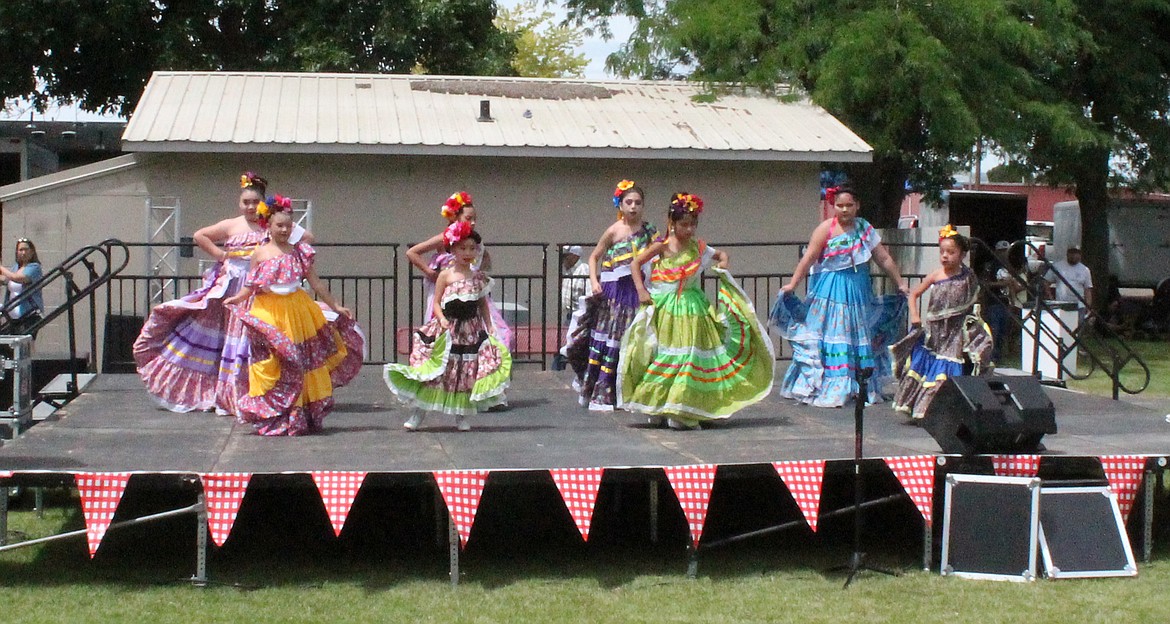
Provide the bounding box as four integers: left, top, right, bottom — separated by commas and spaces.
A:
826, 366, 901, 589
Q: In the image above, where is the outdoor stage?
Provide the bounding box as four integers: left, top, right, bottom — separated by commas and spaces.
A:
1, 366, 1168, 582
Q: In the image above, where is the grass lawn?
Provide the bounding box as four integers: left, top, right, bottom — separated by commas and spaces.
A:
1064, 338, 1170, 399
3, 487, 1170, 624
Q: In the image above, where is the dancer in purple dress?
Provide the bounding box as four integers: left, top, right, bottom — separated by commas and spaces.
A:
562, 180, 659, 411
134, 172, 311, 414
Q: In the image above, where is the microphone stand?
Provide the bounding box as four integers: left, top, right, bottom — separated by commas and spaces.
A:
835, 365, 899, 588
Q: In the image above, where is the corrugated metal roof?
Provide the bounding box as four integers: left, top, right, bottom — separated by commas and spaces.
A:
122, 72, 872, 161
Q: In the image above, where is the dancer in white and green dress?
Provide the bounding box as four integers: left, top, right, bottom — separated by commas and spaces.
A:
385, 222, 511, 431
618, 193, 775, 429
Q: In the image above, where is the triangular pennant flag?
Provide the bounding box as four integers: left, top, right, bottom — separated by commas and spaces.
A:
75, 472, 132, 557
773, 460, 826, 532
1100, 455, 1147, 521
884, 456, 936, 527
662, 464, 718, 548
199, 472, 252, 547
434, 470, 490, 549
549, 467, 605, 542
992, 454, 1042, 478
310, 471, 368, 537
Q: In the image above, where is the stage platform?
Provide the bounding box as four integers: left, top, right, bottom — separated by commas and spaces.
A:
2, 366, 1168, 474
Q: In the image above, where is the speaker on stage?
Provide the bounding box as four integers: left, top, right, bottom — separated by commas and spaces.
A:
923, 375, 1057, 455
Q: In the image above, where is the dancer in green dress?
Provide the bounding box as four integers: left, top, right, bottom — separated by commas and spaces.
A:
618, 193, 775, 429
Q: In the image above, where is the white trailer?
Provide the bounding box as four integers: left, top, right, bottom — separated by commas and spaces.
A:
1052, 199, 1170, 289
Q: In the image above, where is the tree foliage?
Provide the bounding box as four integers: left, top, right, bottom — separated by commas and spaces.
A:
0, 0, 517, 116
496, 0, 589, 78
1014, 0, 1170, 296
563, 0, 1079, 226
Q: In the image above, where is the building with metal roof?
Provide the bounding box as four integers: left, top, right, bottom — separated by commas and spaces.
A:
3, 71, 872, 358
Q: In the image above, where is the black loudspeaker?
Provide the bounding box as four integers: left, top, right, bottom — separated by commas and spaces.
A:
923, 375, 1057, 455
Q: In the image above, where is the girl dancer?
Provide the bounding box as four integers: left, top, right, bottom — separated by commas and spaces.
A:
385, 222, 512, 431
134, 172, 310, 414
619, 193, 775, 429
405, 191, 511, 349
223, 197, 362, 436
890, 226, 993, 419
770, 186, 908, 407
562, 180, 658, 411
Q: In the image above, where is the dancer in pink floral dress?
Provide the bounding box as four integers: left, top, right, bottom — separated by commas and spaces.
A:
223, 199, 363, 435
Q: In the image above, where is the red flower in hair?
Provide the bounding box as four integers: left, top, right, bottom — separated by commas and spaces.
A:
443, 221, 474, 247
441, 191, 473, 222
824, 186, 840, 205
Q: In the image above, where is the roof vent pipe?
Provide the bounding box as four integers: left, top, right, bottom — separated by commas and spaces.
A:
477, 99, 494, 122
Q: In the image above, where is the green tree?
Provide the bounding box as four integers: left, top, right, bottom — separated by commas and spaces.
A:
1015, 1, 1170, 302
496, 0, 589, 78
564, 0, 1074, 227
0, 0, 517, 117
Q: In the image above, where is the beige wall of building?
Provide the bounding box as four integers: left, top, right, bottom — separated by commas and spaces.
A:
3, 151, 825, 363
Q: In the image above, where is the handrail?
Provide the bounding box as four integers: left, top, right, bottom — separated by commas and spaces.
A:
0, 239, 131, 403
977, 237, 1150, 397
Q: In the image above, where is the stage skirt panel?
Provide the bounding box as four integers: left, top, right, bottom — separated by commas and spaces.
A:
385, 274, 512, 416
618, 242, 775, 426
134, 230, 264, 413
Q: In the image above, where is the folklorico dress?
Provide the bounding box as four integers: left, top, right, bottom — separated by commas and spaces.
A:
134, 229, 266, 413
562, 222, 658, 410
423, 251, 513, 351
384, 271, 512, 415
890, 266, 993, 419
232, 243, 364, 436
617, 240, 775, 426
769, 217, 906, 407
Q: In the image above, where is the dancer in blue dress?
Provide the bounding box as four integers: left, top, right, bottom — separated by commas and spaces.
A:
770, 186, 908, 407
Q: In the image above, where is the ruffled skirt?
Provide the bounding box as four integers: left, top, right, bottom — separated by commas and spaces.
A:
383, 316, 512, 416
618, 269, 775, 425
561, 276, 641, 411
769, 266, 906, 407
233, 290, 365, 436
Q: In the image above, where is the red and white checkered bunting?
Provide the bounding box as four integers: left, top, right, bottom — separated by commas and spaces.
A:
884, 456, 936, 527
549, 468, 604, 542
434, 470, 490, 549
310, 471, 367, 537
773, 460, 826, 532
199, 472, 252, 547
1100, 455, 1147, 521
75, 472, 132, 557
992, 454, 1042, 478
662, 464, 717, 547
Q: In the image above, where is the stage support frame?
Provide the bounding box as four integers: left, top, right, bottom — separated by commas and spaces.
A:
448, 516, 460, 587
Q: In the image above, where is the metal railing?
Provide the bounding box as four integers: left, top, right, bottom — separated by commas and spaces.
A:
979, 238, 1150, 397
108, 242, 398, 364
0, 239, 130, 403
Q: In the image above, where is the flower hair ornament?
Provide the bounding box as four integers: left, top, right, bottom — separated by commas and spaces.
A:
443, 221, 475, 247
256, 194, 292, 227
441, 192, 473, 222
938, 224, 960, 241
613, 179, 636, 209
668, 192, 704, 219
240, 171, 267, 192
823, 185, 841, 205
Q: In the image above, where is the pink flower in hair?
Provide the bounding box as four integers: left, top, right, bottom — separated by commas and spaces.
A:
443, 221, 474, 247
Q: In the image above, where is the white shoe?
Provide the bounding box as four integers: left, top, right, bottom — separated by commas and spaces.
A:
456, 415, 471, 432
646, 416, 665, 427
403, 412, 423, 431
667, 418, 696, 431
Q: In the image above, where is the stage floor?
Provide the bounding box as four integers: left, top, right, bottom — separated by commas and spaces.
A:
2, 366, 1169, 473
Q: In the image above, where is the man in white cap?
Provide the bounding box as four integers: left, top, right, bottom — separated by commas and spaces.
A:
984, 240, 1019, 362
555, 245, 590, 370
